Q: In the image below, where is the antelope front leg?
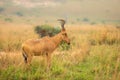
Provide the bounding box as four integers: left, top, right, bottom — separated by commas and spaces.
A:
26, 55, 33, 67
46, 53, 51, 71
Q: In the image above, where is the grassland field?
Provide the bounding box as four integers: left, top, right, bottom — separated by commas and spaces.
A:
0, 21, 120, 80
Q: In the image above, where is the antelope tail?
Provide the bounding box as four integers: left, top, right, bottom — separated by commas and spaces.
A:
22, 47, 27, 63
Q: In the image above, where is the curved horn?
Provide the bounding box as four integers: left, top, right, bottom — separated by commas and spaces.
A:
57, 19, 66, 30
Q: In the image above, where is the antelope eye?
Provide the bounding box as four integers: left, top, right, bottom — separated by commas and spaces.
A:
62, 33, 67, 36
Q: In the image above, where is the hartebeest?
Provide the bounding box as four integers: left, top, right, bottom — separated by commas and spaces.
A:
22, 19, 70, 70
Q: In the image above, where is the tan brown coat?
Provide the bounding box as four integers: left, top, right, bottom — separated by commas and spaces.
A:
22, 19, 70, 70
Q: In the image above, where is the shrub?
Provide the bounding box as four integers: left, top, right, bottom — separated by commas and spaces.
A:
0, 7, 4, 13
82, 18, 89, 22
4, 18, 12, 22
15, 12, 23, 17
34, 25, 60, 37
91, 22, 96, 25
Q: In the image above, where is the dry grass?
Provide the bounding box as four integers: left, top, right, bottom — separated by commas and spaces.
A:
0, 22, 38, 51
0, 22, 120, 80
0, 52, 22, 69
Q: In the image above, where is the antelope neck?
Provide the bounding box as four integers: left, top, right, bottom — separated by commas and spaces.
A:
51, 33, 62, 47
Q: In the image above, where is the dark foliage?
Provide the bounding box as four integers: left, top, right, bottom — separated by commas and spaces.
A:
34, 25, 60, 37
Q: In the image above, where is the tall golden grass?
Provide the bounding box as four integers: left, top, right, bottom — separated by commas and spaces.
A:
0, 22, 120, 80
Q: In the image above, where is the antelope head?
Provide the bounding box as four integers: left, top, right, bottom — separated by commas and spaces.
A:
58, 19, 70, 45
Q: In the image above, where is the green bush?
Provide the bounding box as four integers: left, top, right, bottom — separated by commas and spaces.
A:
15, 12, 23, 16
34, 25, 60, 37
82, 18, 89, 22
4, 18, 12, 22
0, 7, 4, 13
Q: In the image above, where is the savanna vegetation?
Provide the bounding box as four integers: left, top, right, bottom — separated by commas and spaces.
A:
0, 22, 120, 80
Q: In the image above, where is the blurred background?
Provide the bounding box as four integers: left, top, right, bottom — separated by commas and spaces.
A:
0, 0, 120, 25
